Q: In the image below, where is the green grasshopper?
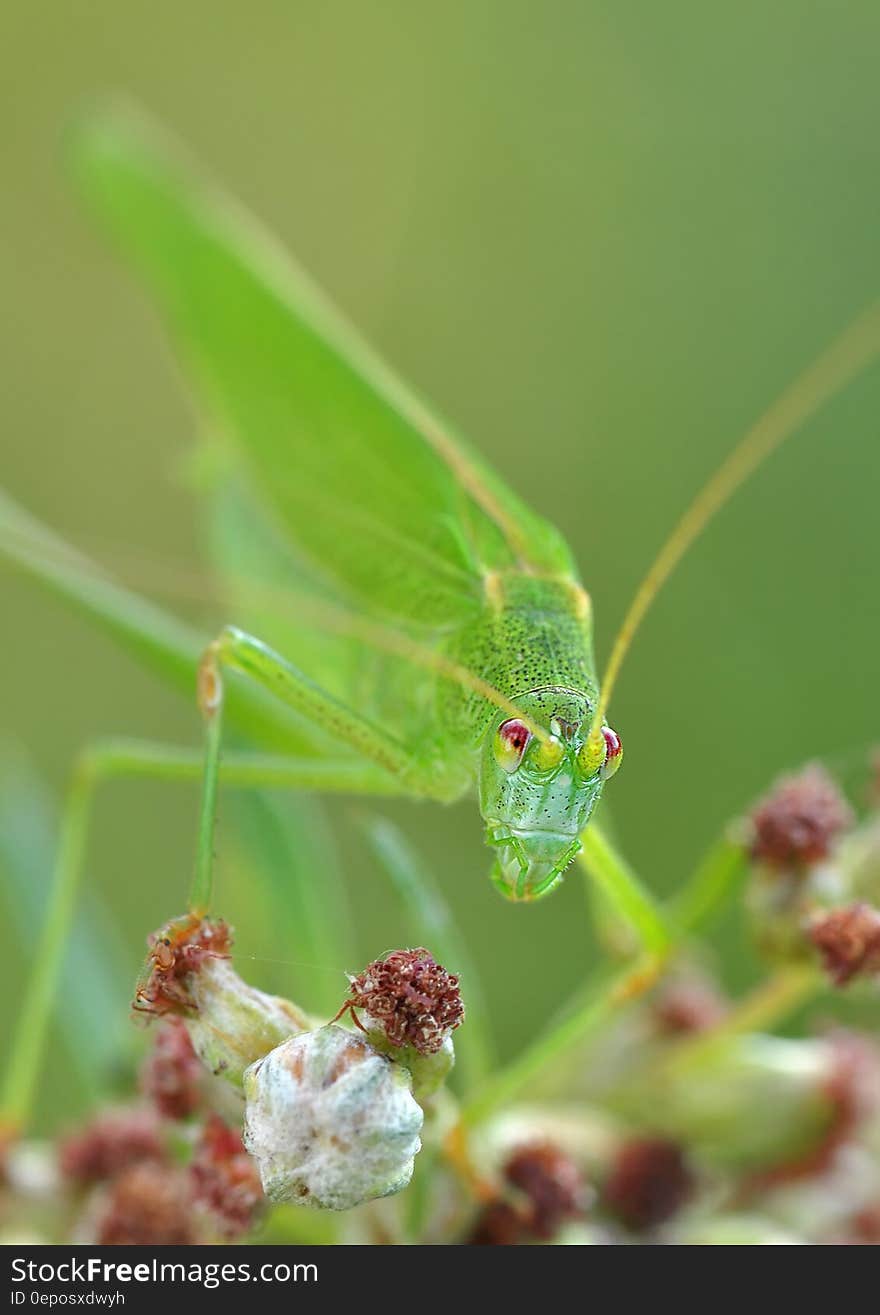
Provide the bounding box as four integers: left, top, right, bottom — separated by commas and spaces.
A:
3, 107, 880, 1132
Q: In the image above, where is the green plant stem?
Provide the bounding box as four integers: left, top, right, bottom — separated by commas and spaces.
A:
661, 964, 819, 1078
580, 826, 673, 955
670, 833, 748, 934
456, 827, 755, 1137
460, 951, 666, 1128
0, 759, 93, 1134
188, 700, 224, 916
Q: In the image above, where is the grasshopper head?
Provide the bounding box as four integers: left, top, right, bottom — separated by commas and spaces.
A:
478, 688, 622, 901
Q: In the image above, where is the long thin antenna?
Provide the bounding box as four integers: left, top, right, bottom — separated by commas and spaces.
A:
589, 301, 880, 745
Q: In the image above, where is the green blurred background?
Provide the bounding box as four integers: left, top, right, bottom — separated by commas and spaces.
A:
3, 2, 880, 1130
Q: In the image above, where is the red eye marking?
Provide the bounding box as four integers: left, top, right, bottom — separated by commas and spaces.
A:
494, 718, 532, 772
600, 726, 623, 780
500, 719, 530, 752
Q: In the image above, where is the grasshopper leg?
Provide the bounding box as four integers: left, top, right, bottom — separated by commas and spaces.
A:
190, 625, 452, 911
199, 626, 423, 783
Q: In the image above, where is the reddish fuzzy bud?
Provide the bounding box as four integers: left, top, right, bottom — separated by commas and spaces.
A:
189, 1115, 263, 1240
809, 903, 880, 986
95, 1162, 196, 1246
141, 1020, 203, 1121
604, 1138, 694, 1232
469, 1200, 526, 1245
504, 1142, 586, 1240
468, 1141, 587, 1245
59, 1108, 164, 1186
749, 765, 853, 870
133, 913, 232, 1018
340, 948, 464, 1055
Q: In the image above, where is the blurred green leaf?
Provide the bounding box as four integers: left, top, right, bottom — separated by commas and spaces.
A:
227, 790, 352, 1017
0, 745, 131, 1101
0, 487, 325, 754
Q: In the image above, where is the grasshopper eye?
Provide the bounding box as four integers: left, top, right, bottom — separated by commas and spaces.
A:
532, 735, 565, 772
600, 726, 623, 779
577, 726, 623, 779
494, 718, 532, 772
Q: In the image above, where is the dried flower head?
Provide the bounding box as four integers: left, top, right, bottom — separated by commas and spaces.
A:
133, 914, 308, 1086
504, 1142, 587, 1240
469, 1200, 526, 1246
59, 1108, 164, 1186
809, 903, 880, 986
94, 1161, 196, 1246
338, 948, 464, 1055
133, 913, 232, 1018
243, 1025, 422, 1211
189, 1114, 263, 1240
468, 1140, 587, 1245
603, 1138, 694, 1232
140, 1019, 203, 1121
748, 765, 853, 870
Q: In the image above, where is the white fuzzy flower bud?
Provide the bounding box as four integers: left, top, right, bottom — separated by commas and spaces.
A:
243, 1025, 423, 1211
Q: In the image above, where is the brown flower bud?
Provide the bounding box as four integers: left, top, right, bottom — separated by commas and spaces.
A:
809, 903, 880, 986
468, 1140, 587, 1244
337, 948, 464, 1056
748, 765, 853, 870
59, 1108, 164, 1186
603, 1138, 694, 1232
189, 1114, 263, 1240
140, 1020, 203, 1121
134, 913, 310, 1085
505, 1142, 587, 1240
94, 1161, 196, 1245
133, 913, 232, 1017
469, 1200, 526, 1245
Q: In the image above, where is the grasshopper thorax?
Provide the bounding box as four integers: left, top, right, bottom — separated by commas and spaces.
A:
479, 687, 622, 902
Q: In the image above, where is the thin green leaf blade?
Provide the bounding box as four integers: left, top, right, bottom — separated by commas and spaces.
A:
0, 747, 131, 1108
0, 488, 326, 755
227, 790, 353, 1018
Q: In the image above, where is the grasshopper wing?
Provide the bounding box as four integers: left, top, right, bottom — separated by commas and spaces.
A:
73, 108, 576, 631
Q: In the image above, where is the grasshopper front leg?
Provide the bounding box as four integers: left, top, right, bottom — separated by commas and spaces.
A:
191, 625, 450, 910
199, 627, 422, 781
